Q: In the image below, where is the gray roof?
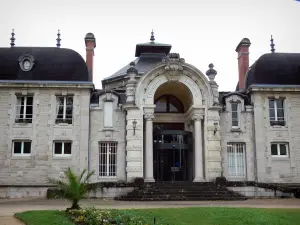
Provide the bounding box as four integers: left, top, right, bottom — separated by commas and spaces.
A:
103, 53, 166, 81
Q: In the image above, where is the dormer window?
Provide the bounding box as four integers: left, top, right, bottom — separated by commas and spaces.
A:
269, 98, 285, 126
231, 102, 239, 128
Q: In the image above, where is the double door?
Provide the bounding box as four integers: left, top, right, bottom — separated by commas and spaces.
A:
154, 148, 188, 181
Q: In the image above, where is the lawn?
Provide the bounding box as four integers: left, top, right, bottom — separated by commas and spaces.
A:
15, 207, 300, 225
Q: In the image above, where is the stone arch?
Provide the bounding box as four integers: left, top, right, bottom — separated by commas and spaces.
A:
135, 63, 213, 108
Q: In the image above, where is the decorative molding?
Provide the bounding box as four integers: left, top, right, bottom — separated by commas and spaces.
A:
126, 156, 142, 162
126, 145, 142, 151
162, 53, 185, 72
207, 116, 220, 121
207, 146, 221, 151
192, 114, 203, 121
143, 107, 155, 120
126, 166, 142, 172
207, 136, 221, 141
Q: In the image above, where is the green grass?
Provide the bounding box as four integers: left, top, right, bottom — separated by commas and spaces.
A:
16, 207, 300, 225
15, 210, 74, 225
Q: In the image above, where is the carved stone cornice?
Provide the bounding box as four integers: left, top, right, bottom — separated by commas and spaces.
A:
162, 53, 185, 72
192, 113, 204, 121
143, 106, 155, 120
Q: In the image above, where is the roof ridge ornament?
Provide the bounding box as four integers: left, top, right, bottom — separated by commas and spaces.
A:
206, 63, 217, 82
270, 35, 275, 53
150, 30, 155, 43
10, 29, 15, 47
56, 29, 61, 48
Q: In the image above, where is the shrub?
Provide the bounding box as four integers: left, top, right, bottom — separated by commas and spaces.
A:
67, 207, 149, 225
49, 167, 95, 210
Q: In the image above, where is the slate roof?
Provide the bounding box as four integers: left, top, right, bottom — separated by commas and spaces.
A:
246, 53, 300, 88
0, 47, 89, 81
103, 38, 172, 82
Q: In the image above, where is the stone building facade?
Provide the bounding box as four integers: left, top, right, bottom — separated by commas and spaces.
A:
0, 31, 299, 198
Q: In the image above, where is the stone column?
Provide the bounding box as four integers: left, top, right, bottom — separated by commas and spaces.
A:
193, 114, 204, 182
144, 108, 155, 182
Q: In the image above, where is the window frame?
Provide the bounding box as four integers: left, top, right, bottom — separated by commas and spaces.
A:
270, 142, 289, 157
231, 102, 239, 129
15, 95, 33, 123
55, 96, 73, 124
98, 141, 117, 178
53, 141, 72, 156
226, 142, 246, 180
268, 98, 285, 126
12, 140, 32, 156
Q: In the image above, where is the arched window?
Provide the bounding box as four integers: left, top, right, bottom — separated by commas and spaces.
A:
154, 95, 184, 113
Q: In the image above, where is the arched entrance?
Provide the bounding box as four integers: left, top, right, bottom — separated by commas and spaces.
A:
152, 82, 194, 181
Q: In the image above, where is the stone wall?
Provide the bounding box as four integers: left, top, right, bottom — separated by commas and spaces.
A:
0, 85, 91, 185
227, 186, 293, 198
90, 92, 126, 183
220, 94, 255, 181
252, 91, 300, 183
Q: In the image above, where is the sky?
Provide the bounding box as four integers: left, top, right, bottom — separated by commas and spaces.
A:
0, 0, 299, 91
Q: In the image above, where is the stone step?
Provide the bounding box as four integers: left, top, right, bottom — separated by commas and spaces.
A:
126, 190, 238, 195
115, 182, 247, 201
115, 196, 247, 201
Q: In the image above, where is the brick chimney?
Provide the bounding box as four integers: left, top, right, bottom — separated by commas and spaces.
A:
85, 33, 96, 81
235, 38, 251, 90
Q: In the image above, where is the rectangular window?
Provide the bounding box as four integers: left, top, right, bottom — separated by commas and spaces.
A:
231, 102, 239, 128
227, 143, 246, 180
13, 141, 31, 155
56, 96, 73, 124
271, 143, 288, 157
269, 99, 285, 126
15, 96, 33, 123
99, 142, 117, 177
103, 101, 113, 128
53, 141, 72, 156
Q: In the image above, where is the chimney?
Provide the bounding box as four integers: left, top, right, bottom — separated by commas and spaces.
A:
85, 33, 96, 81
235, 38, 251, 90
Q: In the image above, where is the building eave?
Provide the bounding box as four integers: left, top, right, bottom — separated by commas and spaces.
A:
0, 80, 94, 89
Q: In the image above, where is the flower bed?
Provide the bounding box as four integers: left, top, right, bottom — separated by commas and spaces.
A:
67, 207, 160, 225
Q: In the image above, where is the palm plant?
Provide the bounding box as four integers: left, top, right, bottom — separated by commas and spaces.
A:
49, 167, 95, 210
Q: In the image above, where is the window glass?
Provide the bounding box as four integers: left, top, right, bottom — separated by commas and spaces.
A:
155, 96, 167, 112
155, 95, 183, 113
23, 142, 31, 154
271, 144, 278, 155
64, 143, 72, 154
14, 142, 22, 154
54, 143, 62, 154
279, 144, 287, 155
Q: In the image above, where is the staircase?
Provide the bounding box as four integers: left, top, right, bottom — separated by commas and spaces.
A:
115, 181, 247, 201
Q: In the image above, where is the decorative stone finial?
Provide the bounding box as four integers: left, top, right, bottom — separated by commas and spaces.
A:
127, 61, 138, 74
270, 35, 275, 53
206, 63, 217, 81
150, 30, 155, 43
10, 29, 15, 47
56, 29, 61, 48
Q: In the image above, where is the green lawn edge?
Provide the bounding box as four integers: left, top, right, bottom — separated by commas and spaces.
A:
15, 207, 300, 225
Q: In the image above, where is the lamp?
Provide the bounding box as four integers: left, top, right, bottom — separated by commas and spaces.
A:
214, 122, 218, 135
132, 119, 137, 135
